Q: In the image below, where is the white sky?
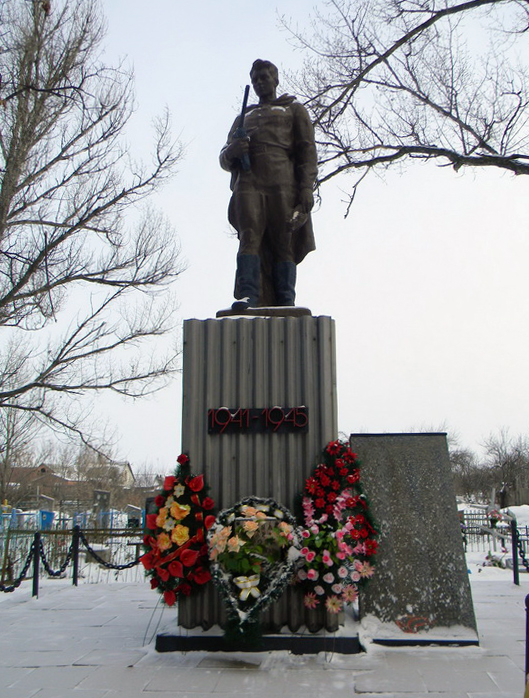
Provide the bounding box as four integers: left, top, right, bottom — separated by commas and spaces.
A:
93, 1, 529, 474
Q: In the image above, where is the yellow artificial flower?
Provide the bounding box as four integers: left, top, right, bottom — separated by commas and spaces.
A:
156, 507, 168, 528
279, 521, 292, 537
157, 532, 172, 552
242, 520, 259, 537
170, 501, 191, 521
227, 535, 245, 553
171, 524, 190, 546
174, 483, 185, 497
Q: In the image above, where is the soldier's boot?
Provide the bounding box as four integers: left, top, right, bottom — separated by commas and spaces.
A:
273, 261, 296, 306
232, 254, 260, 311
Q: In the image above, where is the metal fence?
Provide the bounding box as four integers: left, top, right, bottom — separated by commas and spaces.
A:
0, 526, 145, 594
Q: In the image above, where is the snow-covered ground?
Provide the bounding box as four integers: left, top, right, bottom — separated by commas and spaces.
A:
0, 550, 527, 697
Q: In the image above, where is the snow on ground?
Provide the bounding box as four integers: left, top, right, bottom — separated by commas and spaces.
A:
0, 549, 527, 697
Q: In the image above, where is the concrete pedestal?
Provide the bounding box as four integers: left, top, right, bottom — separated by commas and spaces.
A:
350, 433, 478, 644
178, 315, 339, 632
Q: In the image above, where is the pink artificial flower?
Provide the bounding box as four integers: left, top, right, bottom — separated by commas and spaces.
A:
302, 530, 310, 539
310, 524, 319, 535
304, 592, 319, 609
297, 569, 308, 581
355, 561, 375, 578
322, 550, 334, 566
314, 585, 325, 596
351, 571, 361, 582
307, 569, 319, 581
301, 547, 309, 556
325, 595, 343, 613
323, 572, 335, 584
338, 566, 349, 579
342, 584, 358, 603
306, 551, 316, 563
332, 583, 343, 595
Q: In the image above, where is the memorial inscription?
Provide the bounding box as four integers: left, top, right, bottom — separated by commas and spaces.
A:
208, 406, 309, 434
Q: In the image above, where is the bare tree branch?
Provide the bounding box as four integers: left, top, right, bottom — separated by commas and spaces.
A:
0, 0, 184, 446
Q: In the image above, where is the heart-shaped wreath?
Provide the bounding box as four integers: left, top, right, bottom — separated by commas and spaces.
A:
207, 497, 302, 636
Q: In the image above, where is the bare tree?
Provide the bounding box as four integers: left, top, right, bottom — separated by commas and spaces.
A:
482, 429, 529, 496
0, 1, 184, 446
284, 0, 529, 209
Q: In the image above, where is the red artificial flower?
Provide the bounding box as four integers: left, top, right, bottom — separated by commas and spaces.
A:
177, 582, 192, 596
177, 453, 190, 465
331, 480, 341, 491
343, 449, 357, 463
143, 535, 157, 548
150, 577, 159, 589
347, 471, 360, 484
140, 551, 155, 570
154, 495, 165, 507
191, 494, 200, 506
195, 511, 204, 523
168, 560, 184, 578
315, 498, 325, 509
305, 477, 318, 494
319, 474, 331, 487
202, 496, 214, 510
195, 528, 204, 543
205, 515, 216, 530
164, 475, 176, 491
327, 491, 337, 503
164, 590, 176, 606
145, 514, 158, 531
157, 566, 170, 582
360, 527, 369, 538
188, 474, 204, 492
364, 540, 378, 556
340, 468, 349, 477
180, 548, 200, 567
327, 440, 342, 455
326, 504, 334, 514
194, 568, 212, 585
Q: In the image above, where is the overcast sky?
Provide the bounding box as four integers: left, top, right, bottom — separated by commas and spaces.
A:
94, 0, 529, 474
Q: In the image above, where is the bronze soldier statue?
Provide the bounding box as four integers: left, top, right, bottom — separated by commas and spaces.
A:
220, 59, 317, 310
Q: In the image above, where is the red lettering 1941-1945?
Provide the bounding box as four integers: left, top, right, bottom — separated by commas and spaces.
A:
207, 407, 308, 434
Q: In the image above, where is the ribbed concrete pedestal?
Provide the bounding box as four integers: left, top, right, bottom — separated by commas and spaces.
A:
178, 315, 339, 633
350, 433, 478, 645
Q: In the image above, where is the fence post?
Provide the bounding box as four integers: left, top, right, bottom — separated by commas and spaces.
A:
32, 531, 40, 597
72, 525, 80, 587
526, 594, 529, 689
511, 520, 520, 586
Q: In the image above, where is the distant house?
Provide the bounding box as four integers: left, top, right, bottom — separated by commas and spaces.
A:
7, 459, 136, 511
8, 464, 75, 507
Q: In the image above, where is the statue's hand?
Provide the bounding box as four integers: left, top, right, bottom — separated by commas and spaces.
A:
299, 189, 314, 213
226, 137, 250, 162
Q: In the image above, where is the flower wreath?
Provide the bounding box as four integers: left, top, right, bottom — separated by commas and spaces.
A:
296, 439, 379, 613
208, 497, 302, 633
140, 454, 216, 606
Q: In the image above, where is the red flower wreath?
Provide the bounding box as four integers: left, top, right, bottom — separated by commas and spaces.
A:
296, 440, 379, 613
141, 454, 216, 606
